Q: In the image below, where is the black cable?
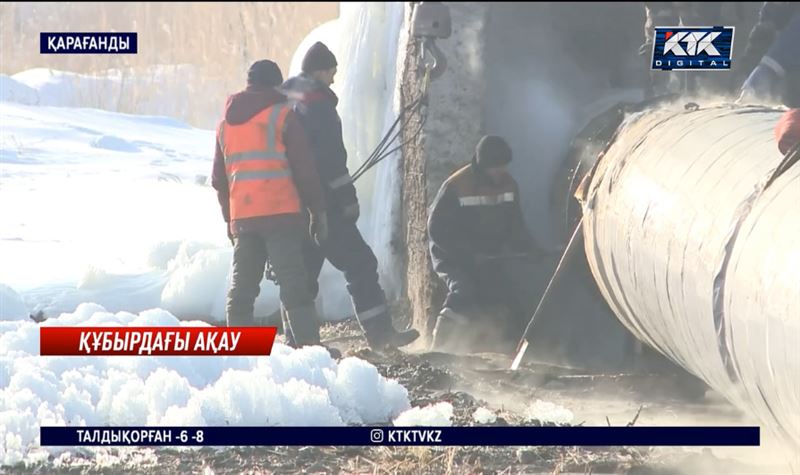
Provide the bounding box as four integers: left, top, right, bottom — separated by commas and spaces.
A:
351, 111, 404, 177
351, 95, 427, 182
362, 106, 428, 170
353, 93, 425, 177
351, 117, 402, 179
363, 105, 416, 165
369, 99, 428, 165
353, 98, 418, 174
351, 115, 417, 181
351, 96, 423, 180
364, 101, 427, 175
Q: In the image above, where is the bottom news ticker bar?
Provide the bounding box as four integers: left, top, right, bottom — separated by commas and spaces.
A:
40, 426, 760, 447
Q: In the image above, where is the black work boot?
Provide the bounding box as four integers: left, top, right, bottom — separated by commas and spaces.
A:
359, 313, 419, 351
283, 303, 322, 345
281, 305, 341, 359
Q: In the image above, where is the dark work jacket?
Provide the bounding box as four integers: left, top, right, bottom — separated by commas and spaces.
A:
763, 10, 800, 75
739, 2, 800, 79
427, 163, 536, 272
279, 74, 358, 217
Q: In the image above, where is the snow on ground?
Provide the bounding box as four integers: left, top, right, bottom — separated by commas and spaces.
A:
2, 66, 225, 128
392, 402, 454, 427
0, 98, 242, 321
472, 407, 498, 425
0, 96, 358, 321
0, 304, 411, 466
524, 400, 574, 425
0, 74, 38, 106
0, 284, 29, 321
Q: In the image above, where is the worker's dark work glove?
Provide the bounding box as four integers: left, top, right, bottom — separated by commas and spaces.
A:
738, 62, 782, 104
309, 211, 329, 246
227, 226, 235, 246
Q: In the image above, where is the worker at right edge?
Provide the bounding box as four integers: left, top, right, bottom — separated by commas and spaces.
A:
427, 135, 543, 353
736, 2, 800, 155
736, 1, 799, 105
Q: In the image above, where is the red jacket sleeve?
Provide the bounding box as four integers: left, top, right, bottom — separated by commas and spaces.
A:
775, 108, 800, 155
211, 123, 231, 223
283, 110, 327, 214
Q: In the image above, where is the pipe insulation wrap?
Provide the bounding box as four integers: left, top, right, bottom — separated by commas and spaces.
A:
580, 105, 799, 448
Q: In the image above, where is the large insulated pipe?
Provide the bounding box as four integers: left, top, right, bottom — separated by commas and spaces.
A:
578, 103, 799, 449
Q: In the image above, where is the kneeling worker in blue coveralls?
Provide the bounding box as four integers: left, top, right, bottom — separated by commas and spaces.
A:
427, 135, 542, 352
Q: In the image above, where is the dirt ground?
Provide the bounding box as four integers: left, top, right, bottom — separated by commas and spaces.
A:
8, 319, 790, 475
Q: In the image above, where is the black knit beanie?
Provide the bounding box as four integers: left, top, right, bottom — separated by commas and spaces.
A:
302, 42, 338, 73
475, 135, 513, 168
247, 59, 283, 87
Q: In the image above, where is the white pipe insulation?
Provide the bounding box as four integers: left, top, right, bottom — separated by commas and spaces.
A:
579, 103, 799, 449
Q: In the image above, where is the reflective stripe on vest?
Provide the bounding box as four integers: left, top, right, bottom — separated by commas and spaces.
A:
229, 169, 293, 182
220, 103, 302, 220
225, 150, 287, 164
222, 105, 289, 169
458, 192, 515, 207
265, 102, 283, 152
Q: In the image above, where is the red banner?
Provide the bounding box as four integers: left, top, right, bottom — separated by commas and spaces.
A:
40, 327, 277, 356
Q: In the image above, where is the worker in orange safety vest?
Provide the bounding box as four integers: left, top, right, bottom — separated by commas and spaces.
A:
211, 59, 340, 358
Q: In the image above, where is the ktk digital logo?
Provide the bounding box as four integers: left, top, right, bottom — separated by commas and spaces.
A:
651, 26, 734, 71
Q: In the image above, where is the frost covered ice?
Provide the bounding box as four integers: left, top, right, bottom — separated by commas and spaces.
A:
393, 402, 454, 427
0, 303, 411, 466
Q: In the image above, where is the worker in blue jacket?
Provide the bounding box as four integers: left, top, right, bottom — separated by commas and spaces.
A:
281, 42, 419, 351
